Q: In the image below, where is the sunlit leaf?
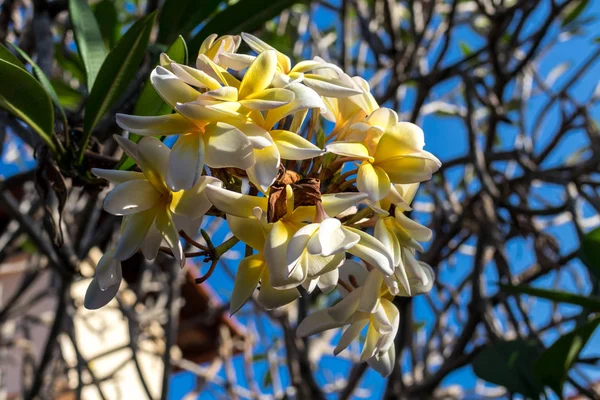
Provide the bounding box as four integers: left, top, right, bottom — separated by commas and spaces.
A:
0, 43, 25, 70
157, 0, 221, 45
188, 0, 308, 56
93, 0, 120, 49
69, 0, 108, 89
581, 227, 600, 278
80, 11, 157, 164
0, 59, 57, 154
534, 316, 600, 395
500, 284, 600, 310
9, 43, 69, 133
51, 79, 83, 112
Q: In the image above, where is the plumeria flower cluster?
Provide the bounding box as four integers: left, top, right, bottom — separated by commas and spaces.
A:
86, 33, 441, 376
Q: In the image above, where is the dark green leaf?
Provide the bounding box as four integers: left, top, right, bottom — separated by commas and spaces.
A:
0, 59, 57, 154
54, 44, 86, 83
500, 284, 600, 310
188, 0, 308, 56
472, 339, 545, 398
118, 35, 187, 170
534, 316, 600, 395
157, 0, 221, 45
80, 11, 157, 164
69, 0, 108, 89
93, 0, 120, 49
0, 43, 25, 69
581, 227, 600, 278
9, 43, 68, 134
51, 79, 83, 111
561, 0, 589, 27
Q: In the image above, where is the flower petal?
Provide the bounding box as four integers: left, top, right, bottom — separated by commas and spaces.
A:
116, 113, 197, 136
92, 168, 145, 183
264, 220, 298, 288
257, 267, 300, 310
239, 88, 295, 110
96, 250, 122, 291
375, 152, 441, 183
286, 223, 320, 276
230, 254, 266, 314
150, 66, 199, 108
303, 74, 362, 97
325, 142, 373, 161
328, 288, 361, 322
316, 268, 339, 294
360, 324, 380, 362
334, 318, 369, 355
219, 52, 255, 70
367, 344, 395, 377
246, 144, 280, 191
113, 207, 158, 261
367, 108, 399, 134
272, 130, 324, 160
205, 185, 267, 217
321, 192, 369, 217
227, 214, 267, 252
344, 227, 394, 276
140, 223, 162, 260
104, 179, 161, 215
170, 176, 222, 219
156, 207, 184, 267
338, 259, 369, 296
357, 162, 391, 201
238, 50, 277, 99
315, 219, 360, 257
241, 32, 291, 73
167, 133, 205, 191
296, 309, 341, 337
204, 123, 255, 169
357, 270, 384, 313
84, 276, 119, 310
175, 102, 247, 126
137, 137, 170, 194
264, 83, 325, 129
170, 63, 221, 90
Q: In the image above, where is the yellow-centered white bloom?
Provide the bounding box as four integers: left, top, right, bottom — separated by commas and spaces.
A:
93, 136, 222, 266
198, 34, 242, 67
84, 250, 122, 310
219, 33, 362, 98
326, 108, 441, 201
297, 260, 399, 377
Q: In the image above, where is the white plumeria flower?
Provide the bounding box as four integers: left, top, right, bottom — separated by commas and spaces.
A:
93, 136, 222, 266
205, 184, 393, 295
297, 260, 399, 377
326, 108, 441, 201
198, 34, 242, 67
219, 32, 362, 98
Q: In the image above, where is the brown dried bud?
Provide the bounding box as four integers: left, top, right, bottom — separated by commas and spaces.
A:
267, 184, 288, 223
292, 178, 322, 208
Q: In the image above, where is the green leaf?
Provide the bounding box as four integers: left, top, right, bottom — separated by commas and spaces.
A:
0, 59, 57, 154
472, 339, 546, 398
118, 35, 187, 171
188, 0, 308, 56
157, 0, 221, 45
0, 43, 25, 69
80, 11, 157, 164
500, 284, 600, 310
534, 316, 600, 395
561, 0, 589, 27
93, 0, 120, 49
51, 79, 83, 112
54, 44, 86, 83
69, 0, 108, 89
459, 41, 472, 55
581, 227, 600, 278
9, 43, 68, 136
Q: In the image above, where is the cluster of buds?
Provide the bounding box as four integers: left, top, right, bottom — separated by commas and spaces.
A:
87, 33, 441, 376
